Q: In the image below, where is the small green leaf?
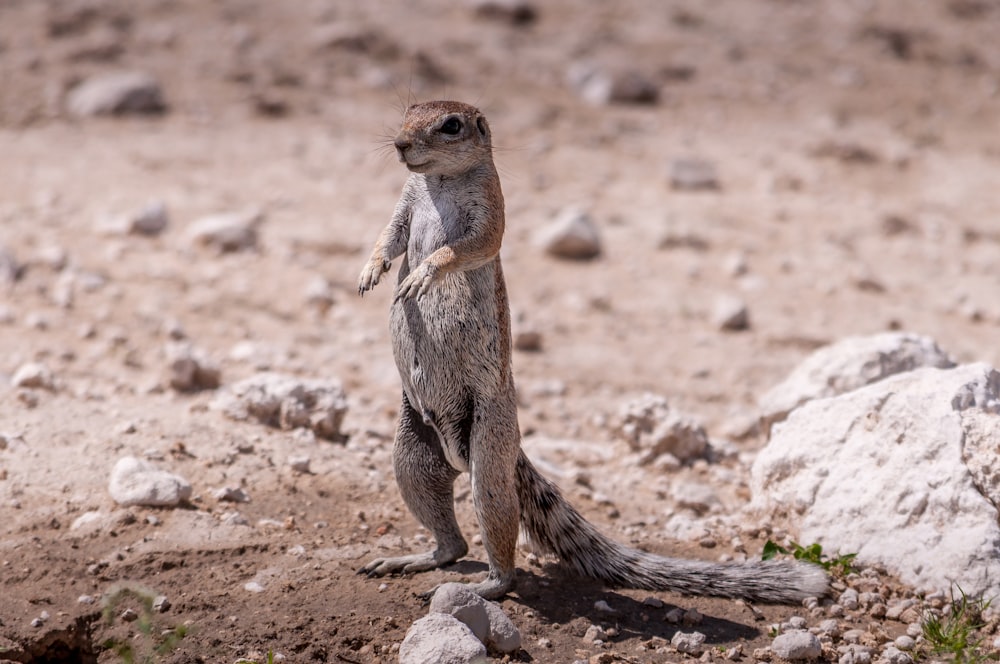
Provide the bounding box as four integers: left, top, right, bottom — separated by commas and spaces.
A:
762, 540, 788, 561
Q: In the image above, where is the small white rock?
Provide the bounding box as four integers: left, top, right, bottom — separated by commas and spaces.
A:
839, 587, 860, 610
66, 71, 166, 116
429, 583, 490, 643
712, 295, 750, 331
670, 158, 720, 191
166, 342, 220, 392
773, 631, 822, 660
535, 208, 601, 260
108, 456, 192, 507
671, 630, 706, 655
214, 486, 250, 503
567, 63, 659, 105
11, 363, 54, 390
881, 645, 913, 664
594, 599, 617, 614
288, 456, 312, 474
583, 624, 605, 643
186, 209, 262, 253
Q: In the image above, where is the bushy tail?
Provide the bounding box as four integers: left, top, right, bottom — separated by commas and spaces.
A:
515, 452, 828, 603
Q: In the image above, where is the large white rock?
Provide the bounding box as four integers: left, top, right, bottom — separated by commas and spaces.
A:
109, 456, 192, 507
211, 372, 348, 441
399, 613, 488, 664
618, 393, 708, 465
759, 332, 954, 431
428, 583, 521, 653
750, 363, 1000, 596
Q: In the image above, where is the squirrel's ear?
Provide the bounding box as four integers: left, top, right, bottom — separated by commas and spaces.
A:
476, 116, 488, 137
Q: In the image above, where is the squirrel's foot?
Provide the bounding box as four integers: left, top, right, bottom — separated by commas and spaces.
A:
415, 571, 515, 602
461, 573, 515, 601
394, 262, 437, 301
357, 257, 390, 296
359, 548, 461, 578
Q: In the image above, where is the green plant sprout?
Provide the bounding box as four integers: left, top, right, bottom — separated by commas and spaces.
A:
762, 539, 858, 575
919, 586, 995, 664
101, 584, 188, 664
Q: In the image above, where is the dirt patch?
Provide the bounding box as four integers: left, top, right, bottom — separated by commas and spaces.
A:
2, 0, 1000, 661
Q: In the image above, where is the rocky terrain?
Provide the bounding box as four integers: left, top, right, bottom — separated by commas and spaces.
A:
2, 0, 1000, 662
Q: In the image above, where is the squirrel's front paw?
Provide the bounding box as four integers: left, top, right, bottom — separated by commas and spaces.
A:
395, 263, 437, 301
358, 257, 391, 296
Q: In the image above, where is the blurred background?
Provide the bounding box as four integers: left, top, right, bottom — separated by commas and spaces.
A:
2, 0, 998, 431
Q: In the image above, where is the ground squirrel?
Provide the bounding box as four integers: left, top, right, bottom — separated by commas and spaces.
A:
357, 100, 828, 602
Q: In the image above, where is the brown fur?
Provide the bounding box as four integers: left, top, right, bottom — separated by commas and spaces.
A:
357, 101, 829, 602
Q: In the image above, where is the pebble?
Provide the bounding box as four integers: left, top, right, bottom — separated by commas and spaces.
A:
35, 245, 68, 271
683, 608, 703, 626
893, 635, 915, 651
785, 616, 808, 631
712, 295, 750, 331
535, 208, 602, 260
101, 200, 170, 236
838, 644, 873, 664
583, 624, 606, 643
11, 363, 54, 390
594, 599, 617, 614
669, 158, 720, 191
881, 646, 912, 664
0, 246, 20, 284
166, 342, 221, 392
471, 0, 538, 25
186, 210, 262, 253
305, 276, 335, 314
671, 630, 705, 655
817, 618, 841, 637
839, 587, 860, 610
513, 327, 543, 352
121, 609, 139, 622
66, 71, 166, 116
108, 456, 192, 507
222, 511, 250, 526
772, 631, 822, 660
214, 486, 250, 503
567, 63, 659, 105
842, 629, 865, 644
885, 598, 917, 620
288, 456, 312, 474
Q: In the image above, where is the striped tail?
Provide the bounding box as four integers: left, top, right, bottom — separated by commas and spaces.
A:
515, 452, 828, 603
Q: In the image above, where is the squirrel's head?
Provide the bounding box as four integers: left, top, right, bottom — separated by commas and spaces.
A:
393, 101, 493, 177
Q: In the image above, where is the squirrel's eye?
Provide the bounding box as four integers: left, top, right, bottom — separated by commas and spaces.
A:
440, 117, 462, 135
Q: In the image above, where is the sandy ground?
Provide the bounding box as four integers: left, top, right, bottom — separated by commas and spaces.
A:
2, 0, 1000, 662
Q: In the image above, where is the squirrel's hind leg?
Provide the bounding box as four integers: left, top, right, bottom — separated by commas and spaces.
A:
359, 393, 468, 578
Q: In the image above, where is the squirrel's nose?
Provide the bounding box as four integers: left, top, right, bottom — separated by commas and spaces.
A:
394, 137, 412, 153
